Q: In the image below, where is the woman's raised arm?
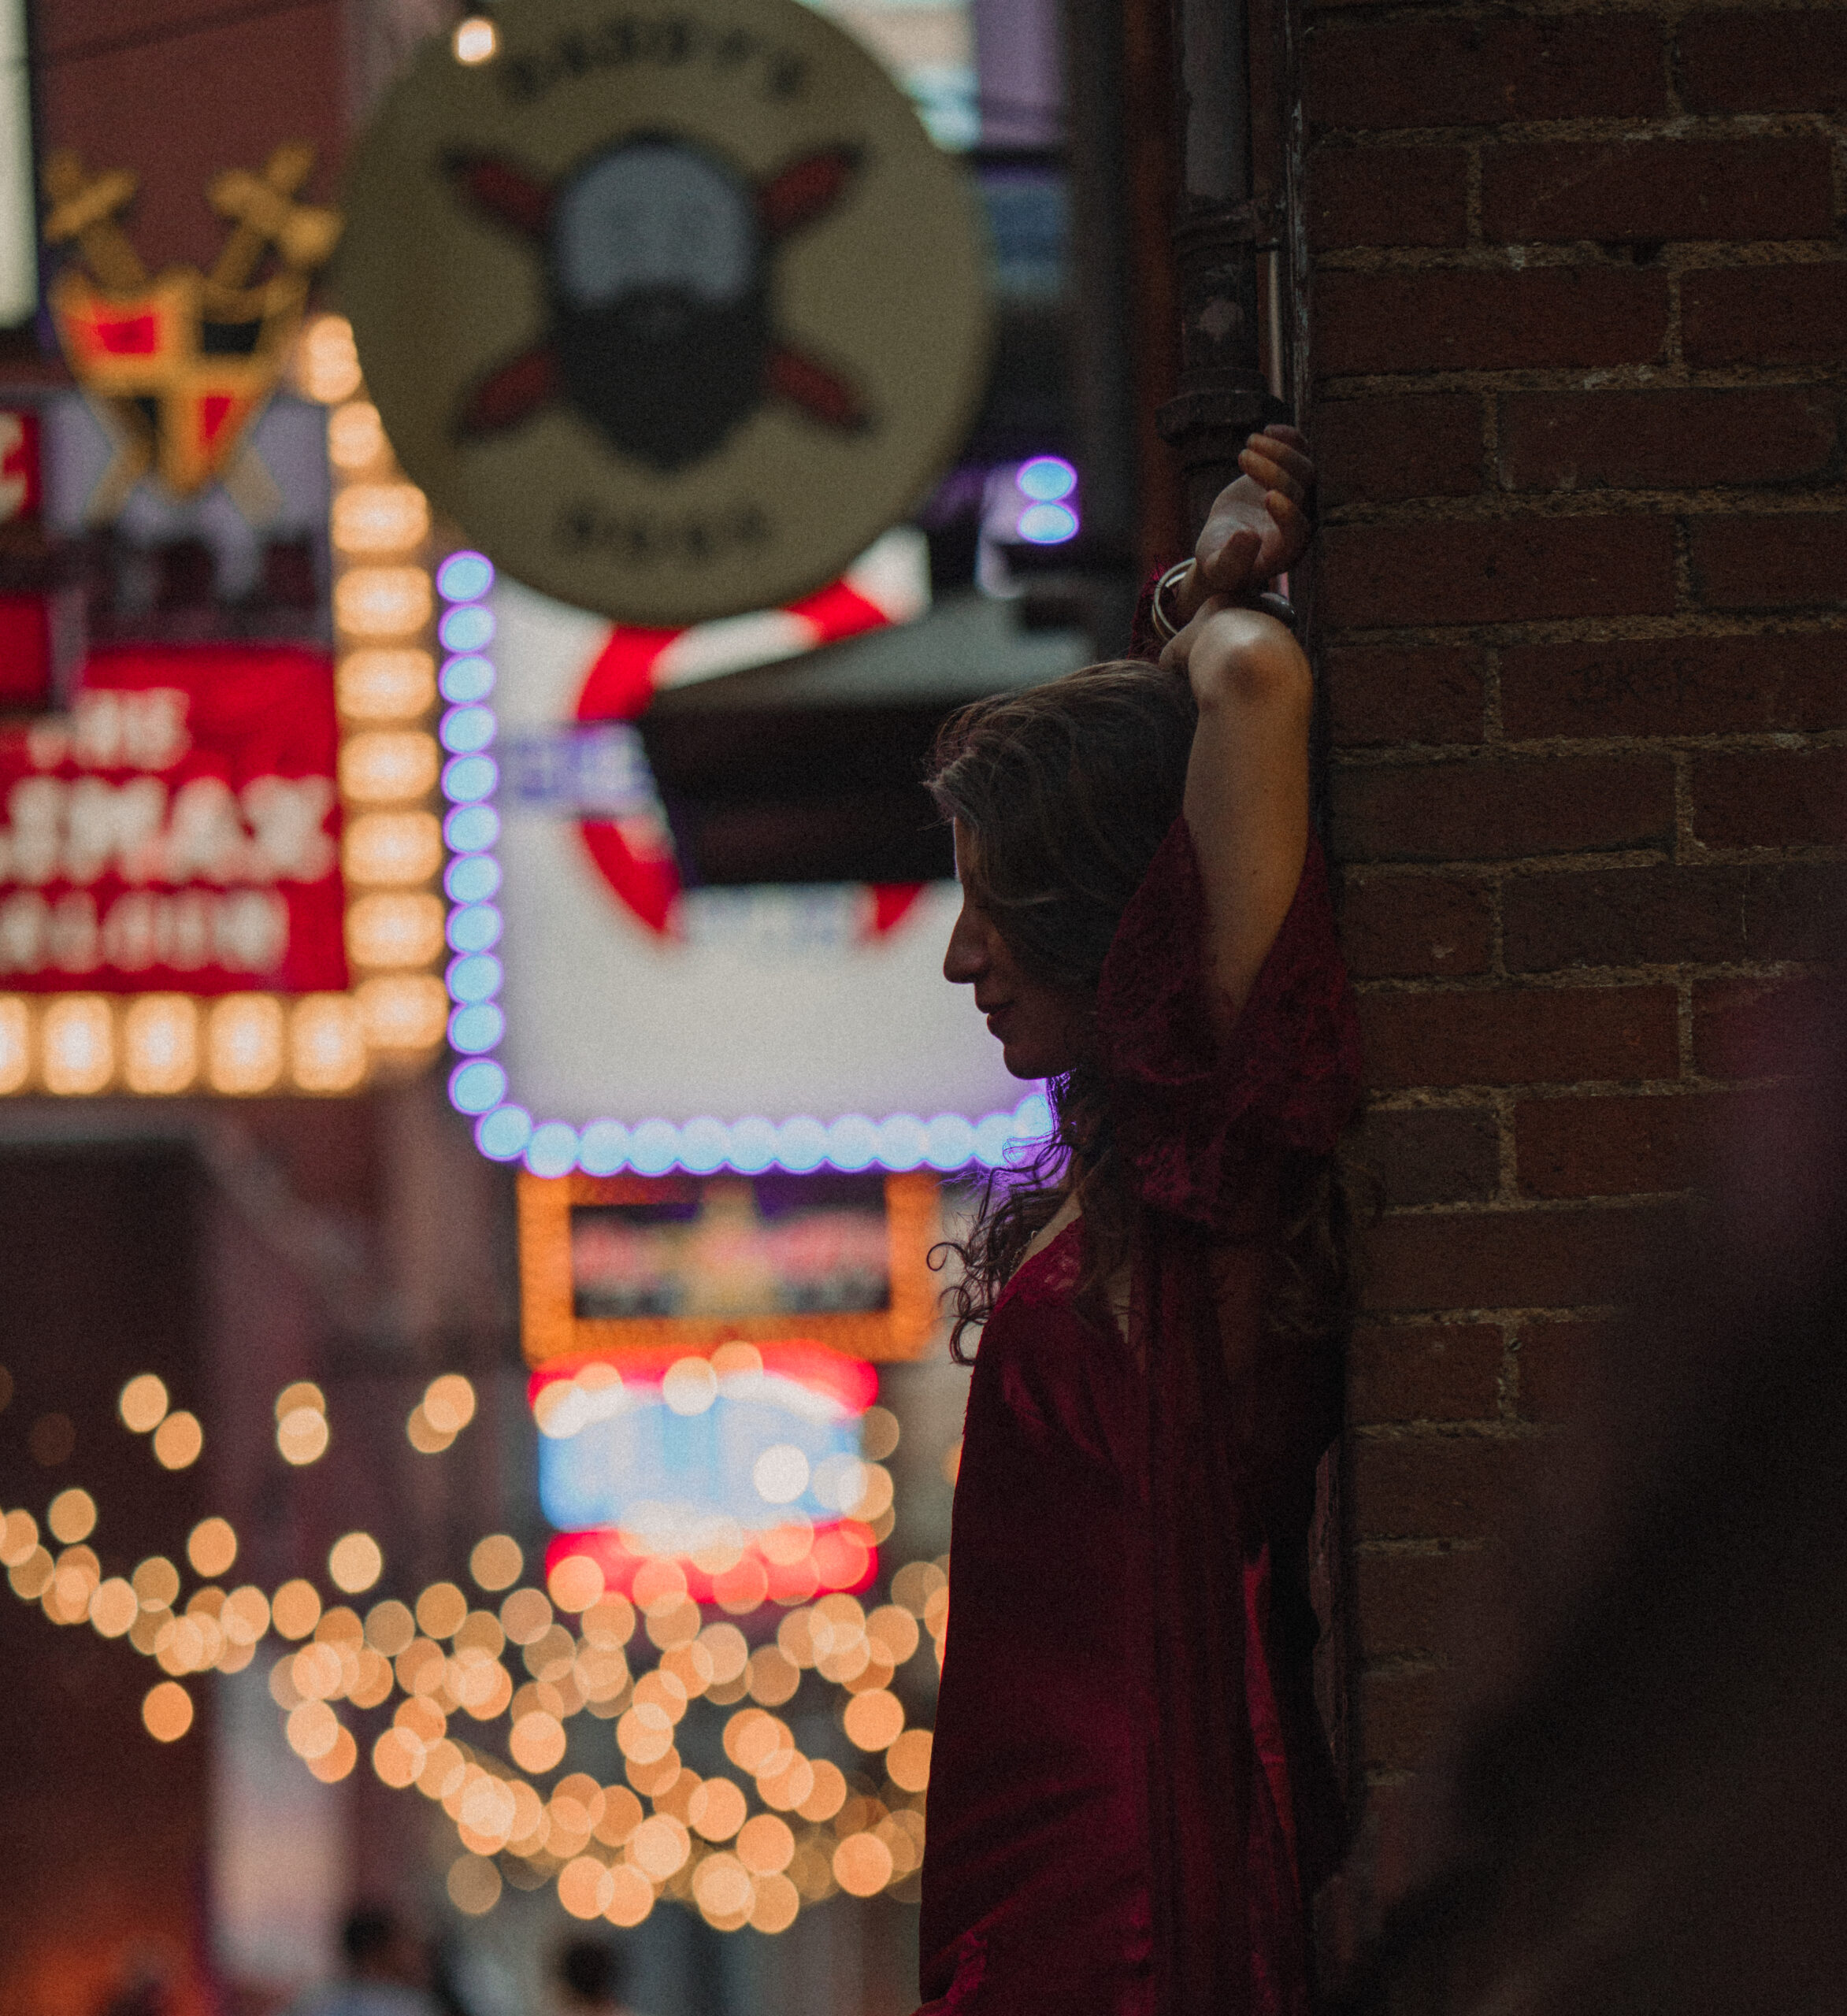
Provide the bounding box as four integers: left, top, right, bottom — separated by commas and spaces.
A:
1163, 602, 1314, 1036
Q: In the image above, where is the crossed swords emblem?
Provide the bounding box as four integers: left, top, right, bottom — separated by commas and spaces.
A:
43, 145, 343, 517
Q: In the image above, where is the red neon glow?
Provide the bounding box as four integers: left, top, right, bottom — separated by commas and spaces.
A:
527, 1338, 880, 1417
546, 1518, 878, 1607
197, 392, 239, 447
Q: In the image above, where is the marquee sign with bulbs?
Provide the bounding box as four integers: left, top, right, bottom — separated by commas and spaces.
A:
0, 146, 451, 1097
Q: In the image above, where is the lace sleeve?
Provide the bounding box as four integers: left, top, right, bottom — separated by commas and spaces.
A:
1095, 817, 1363, 1227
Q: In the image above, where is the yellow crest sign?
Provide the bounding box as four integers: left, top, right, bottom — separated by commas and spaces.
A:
44, 145, 342, 509
337, 0, 990, 626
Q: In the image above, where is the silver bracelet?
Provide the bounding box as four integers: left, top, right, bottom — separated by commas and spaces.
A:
1148, 560, 1193, 642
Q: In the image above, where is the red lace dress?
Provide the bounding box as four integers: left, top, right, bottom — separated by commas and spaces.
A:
917, 816, 1363, 2016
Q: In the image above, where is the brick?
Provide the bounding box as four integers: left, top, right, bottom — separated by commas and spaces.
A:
1321, 515, 1677, 632
1497, 390, 1838, 494
1335, 754, 1674, 863
1499, 635, 1847, 739
1354, 1432, 1546, 1538
1340, 875, 1494, 980
1350, 1321, 1504, 1419
1317, 269, 1670, 377
1353, 1107, 1501, 1209
1363, 1199, 1685, 1310
1691, 748, 1847, 848
1503, 863, 1847, 972
1683, 265, 1847, 368
1688, 514, 1847, 612
1305, 16, 1666, 128
1693, 976, 1842, 1078
1482, 139, 1835, 246
1515, 1091, 1741, 1199
1356, 1548, 1497, 1661
1677, 10, 1847, 113
1359, 1668, 1450, 1773
1515, 1317, 1619, 1424
1361, 986, 1680, 1091
1307, 146, 1471, 250
1317, 395, 1482, 509
1326, 647, 1485, 747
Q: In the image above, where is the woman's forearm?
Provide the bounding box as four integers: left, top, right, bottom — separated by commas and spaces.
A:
1177, 609, 1314, 1030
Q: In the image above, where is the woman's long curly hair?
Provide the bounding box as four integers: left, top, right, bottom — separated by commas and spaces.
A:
928, 658, 1364, 1360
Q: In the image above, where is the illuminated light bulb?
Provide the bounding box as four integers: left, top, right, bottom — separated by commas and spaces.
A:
605, 1864, 655, 1929
662, 1357, 718, 1417
752, 1444, 810, 1505
41, 995, 113, 1095
437, 551, 495, 602
1018, 454, 1079, 502
688, 1776, 747, 1842
746, 1647, 800, 1708
277, 1404, 329, 1465
328, 400, 387, 471
850, 1462, 896, 1521
206, 995, 284, 1095
750, 1873, 800, 1934
347, 891, 446, 969
273, 1578, 322, 1641
332, 484, 430, 555
338, 648, 436, 722
357, 974, 448, 1051
342, 730, 442, 806
453, 14, 498, 62
344, 811, 443, 887
548, 1555, 604, 1614
0, 1508, 37, 1567
736, 1814, 796, 1876
297, 314, 362, 405
336, 566, 433, 639
291, 994, 368, 1094
90, 1577, 139, 1637
447, 1852, 503, 1918
469, 1533, 522, 1592
405, 1402, 454, 1454
0, 995, 29, 1091
123, 995, 199, 1095
510, 1710, 567, 1774
143, 1680, 195, 1742
423, 1373, 477, 1435
796, 1758, 848, 1825
833, 1831, 893, 1898
499, 1587, 553, 1645
372, 1727, 423, 1789
554, 1855, 614, 1922
276, 1381, 325, 1420
119, 1374, 170, 1436
310, 1728, 359, 1784
152, 1410, 203, 1470
132, 1555, 180, 1610
861, 1405, 900, 1460
329, 1532, 384, 1595
416, 1583, 468, 1639
187, 1517, 237, 1578
364, 1598, 414, 1656
223, 1586, 271, 1644
287, 1699, 341, 1760
844, 1688, 905, 1753
885, 1727, 933, 1793
692, 1851, 753, 1928
628, 1815, 691, 1881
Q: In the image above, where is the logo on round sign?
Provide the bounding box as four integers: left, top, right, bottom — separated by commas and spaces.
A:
339, 0, 990, 627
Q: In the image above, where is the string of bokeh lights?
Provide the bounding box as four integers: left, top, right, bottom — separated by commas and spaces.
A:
1, 1357, 948, 1934
429, 547, 1055, 1179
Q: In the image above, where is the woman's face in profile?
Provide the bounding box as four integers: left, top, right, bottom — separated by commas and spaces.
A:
944, 819, 1093, 1081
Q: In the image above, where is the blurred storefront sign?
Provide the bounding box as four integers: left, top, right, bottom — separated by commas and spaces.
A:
340, 0, 989, 624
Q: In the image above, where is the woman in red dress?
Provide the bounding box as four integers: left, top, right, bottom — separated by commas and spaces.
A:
917, 430, 1364, 2016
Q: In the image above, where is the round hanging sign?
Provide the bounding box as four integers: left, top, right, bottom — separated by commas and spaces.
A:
337, 0, 990, 625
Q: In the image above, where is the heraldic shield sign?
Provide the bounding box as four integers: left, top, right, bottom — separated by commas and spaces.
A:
337, 0, 991, 626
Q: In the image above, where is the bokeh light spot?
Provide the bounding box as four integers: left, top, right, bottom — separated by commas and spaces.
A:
119, 1375, 169, 1433
187, 1517, 237, 1578
143, 1681, 194, 1742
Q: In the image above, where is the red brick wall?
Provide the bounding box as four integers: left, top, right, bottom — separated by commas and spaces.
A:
1300, 0, 1845, 1809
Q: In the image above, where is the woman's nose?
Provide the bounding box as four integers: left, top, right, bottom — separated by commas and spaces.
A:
943, 905, 987, 985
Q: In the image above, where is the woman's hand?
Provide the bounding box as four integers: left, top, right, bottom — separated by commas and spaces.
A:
1171, 424, 1315, 627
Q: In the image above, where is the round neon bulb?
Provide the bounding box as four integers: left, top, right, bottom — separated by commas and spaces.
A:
525, 1121, 580, 1177
476, 1104, 532, 1160
444, 803, 499, 852
439, 604, 495, 652
447, 952, 503, 1004
448, 1003, 504, 1054
440, 705, 496, 754
442, 754, 497, 802
445, 853, 501, 904
1017, 455, 1077, 502
450, 1059, 506, 1114
439, 654, 496, 703
1018, 502, 1080, 545
436, 551, 495, 602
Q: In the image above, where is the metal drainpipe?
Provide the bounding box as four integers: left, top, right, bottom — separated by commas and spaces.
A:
1156, 0, 1289, 540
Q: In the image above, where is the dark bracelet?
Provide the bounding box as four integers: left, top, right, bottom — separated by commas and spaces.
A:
1255, 590, 1299, 634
